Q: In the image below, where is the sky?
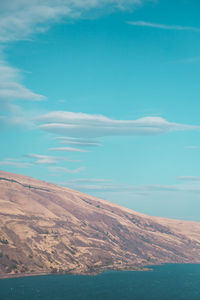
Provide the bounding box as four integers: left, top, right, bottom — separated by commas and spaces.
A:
1, 0, 200, 221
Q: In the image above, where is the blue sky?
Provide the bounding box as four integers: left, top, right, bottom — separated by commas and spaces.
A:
1, 0, 200, 221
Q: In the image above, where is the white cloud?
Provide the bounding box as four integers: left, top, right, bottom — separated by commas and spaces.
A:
0, 0, 147, 127
56, 137, 102, 147
0, 81, 44, 101
0, 153, 83, 170
0, 0, 145, 43
64, 180, 137, 193
63, 178, 148, 193
0, 62, 45, 103
49, 166, 85, 174
0, 62, 45, 129
55, 137, 101, 142
37, 111, 200, 138
127, 21, 200, 31
49, 147, 89, 152
68, 178, 112, 184
26, 153, 64, 164
63, 180, 200, 195
0, 158, 32, 168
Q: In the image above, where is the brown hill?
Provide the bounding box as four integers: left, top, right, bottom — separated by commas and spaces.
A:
0, 170, 200, 277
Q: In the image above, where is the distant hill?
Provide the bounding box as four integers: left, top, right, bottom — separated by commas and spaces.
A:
0, 170, 200, 278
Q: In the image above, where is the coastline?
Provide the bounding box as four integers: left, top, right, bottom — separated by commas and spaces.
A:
0, 264, 149, 280
2, 262, 200, 280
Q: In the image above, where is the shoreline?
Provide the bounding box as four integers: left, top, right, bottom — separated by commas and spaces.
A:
2, 262, 200, 280
1, 262, 200, 280
0, 265, 149, 280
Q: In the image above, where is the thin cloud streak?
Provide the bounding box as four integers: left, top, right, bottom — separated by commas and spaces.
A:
68, 178, 112, 184
58, 140, 102, 147
63, 180, 200, 195
49, 166, 85, 174
0, 158, 33, 168
127, 21, 200, 31
26, 153, 64, 164
49, 147, 89, 153
55, 137, 102, 147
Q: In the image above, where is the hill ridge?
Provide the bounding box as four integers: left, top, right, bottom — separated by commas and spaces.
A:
0, 170, 200, 278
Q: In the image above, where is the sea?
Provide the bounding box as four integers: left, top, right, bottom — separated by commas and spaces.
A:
0, 264, 200, 300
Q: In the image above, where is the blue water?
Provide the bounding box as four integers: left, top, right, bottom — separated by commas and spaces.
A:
1, 264, 200, 300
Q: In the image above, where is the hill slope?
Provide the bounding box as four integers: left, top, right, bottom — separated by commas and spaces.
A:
0, 170, 200, 277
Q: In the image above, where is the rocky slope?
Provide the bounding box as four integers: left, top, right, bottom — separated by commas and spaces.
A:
1, 170, 200, 277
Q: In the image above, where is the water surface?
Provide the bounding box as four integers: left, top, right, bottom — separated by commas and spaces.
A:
1, 264, 200, 300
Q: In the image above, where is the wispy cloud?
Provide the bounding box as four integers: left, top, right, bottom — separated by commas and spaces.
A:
0, 62, 45, 104
64, 180, 138, 193
56, 138, 102, 148
49, 147, 89, 153
37, 111, 200, 138
0, 62, 45, 129
0, 80, 45, 102
68, 178, 112, 184
176, 176, 200, 182
0, 153, 83, 170
127, 21, 200, 32
26, 153, 64, 164
49, 166, 85, 175
64, 180, 200, 195
0, 0, 146, 128
0, 0, 145, 43
0, 158, 32, 168
0, 111, 35, 129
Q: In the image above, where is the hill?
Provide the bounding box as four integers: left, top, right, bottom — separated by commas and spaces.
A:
0, 170, 200, 277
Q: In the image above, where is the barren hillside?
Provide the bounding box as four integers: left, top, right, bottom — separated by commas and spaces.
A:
0, 170, 200, 277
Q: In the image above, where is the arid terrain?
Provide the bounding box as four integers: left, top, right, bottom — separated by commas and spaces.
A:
1, 170, 200, 278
